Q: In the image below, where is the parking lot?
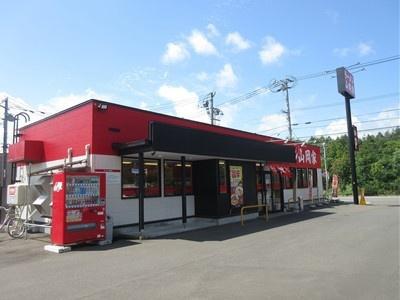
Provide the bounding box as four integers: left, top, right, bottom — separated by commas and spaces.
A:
0, 196, 399, 300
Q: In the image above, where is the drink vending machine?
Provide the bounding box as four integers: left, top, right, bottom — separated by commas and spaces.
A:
51, 172, 106, 246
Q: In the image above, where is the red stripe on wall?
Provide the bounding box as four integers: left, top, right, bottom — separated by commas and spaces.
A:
94, 169, 120, 173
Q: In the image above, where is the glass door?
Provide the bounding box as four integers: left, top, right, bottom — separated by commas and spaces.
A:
264, 172, 273, 212
271, 171, 284, 212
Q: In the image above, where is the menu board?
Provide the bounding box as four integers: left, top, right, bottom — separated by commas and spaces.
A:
230, 166, 243, 207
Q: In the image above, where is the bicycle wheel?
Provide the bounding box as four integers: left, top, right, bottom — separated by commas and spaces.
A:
7, 218, 26, 239
0, 207, 8, 232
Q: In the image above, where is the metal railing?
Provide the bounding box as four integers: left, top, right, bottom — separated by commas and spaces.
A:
240, 204, 268, 226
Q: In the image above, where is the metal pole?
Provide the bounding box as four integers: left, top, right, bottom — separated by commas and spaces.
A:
210, 92, 215, 125
345, 98, 359, 204
285, 87, 293, 140
322, 142, 329, 198
138, 152, 145, 231
2, 97, 9, 207
181, 156, 187, 224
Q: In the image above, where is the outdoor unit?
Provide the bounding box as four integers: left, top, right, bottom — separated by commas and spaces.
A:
7, 183, 29, 206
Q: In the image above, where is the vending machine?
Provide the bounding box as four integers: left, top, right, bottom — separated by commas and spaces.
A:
51, 172, 106, 246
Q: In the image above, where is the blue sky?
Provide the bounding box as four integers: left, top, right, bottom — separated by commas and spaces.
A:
0, 0, 399, 142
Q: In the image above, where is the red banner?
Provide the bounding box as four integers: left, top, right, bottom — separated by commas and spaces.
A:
295, 145, 321, 168
268, 164, 293, 178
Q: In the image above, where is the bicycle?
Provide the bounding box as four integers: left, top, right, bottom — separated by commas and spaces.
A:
0, 206, 26, 238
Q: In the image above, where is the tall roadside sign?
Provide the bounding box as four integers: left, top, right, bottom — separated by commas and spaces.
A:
336, 67, 359, 204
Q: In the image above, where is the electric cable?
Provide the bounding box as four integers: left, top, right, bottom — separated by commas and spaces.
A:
258, 108, 400, 133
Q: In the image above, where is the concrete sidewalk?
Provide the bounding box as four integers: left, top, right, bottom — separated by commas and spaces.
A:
0, 196, 398, 300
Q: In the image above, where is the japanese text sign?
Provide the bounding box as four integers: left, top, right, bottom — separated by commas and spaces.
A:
336, 67, 355, 99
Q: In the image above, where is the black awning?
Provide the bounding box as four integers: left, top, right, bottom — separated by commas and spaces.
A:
115, 122, 295, 163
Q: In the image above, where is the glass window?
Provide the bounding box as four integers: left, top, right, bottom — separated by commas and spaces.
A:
296, 169, 302, 188
164, 160, 193, 196
219, 160, 227, 194
313, 169, 318, 187
272, 171, 281, 190
297, 168, 309, 188
121, 157, 160, 199
303, 168, 309, 188
283, 169, 294, 189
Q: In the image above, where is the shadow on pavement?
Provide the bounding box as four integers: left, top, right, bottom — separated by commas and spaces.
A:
162, 209, 334, 242
73, 238, 141, 251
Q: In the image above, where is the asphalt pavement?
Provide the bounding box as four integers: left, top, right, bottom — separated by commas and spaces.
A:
0, 196, 399, 300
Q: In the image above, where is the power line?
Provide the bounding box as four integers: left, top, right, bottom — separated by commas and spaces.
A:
296, 55, 400, 81
214, 55, 399, 108
8, 98, 46, 115
216, 87, 270, 107
292, 92, 398, 112
296, 125, 399, 139
293, 117, 399, 131
258, 108, 400, 133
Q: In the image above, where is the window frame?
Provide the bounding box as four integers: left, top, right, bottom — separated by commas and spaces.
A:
297, 168, 309, 189
163, 159, 194, 197
312, 169, 318, 188
121, 156, 162, 199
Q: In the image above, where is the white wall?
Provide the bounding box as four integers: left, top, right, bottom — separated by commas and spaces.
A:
283, 168, 323, 204
92, 154, 195, 227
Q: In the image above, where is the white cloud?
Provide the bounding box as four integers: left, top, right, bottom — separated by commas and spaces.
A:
161, 42, 190, 64
188, 30, 218, 56
364, 108, 400, 136
259, 36, 286, 64
225, 32, 251, 52
315, 117, 361, 138
258, 113, 288, 135
358, 42, 374, 56
37, 89, 113, 115
0, 91, 110, 149
206, 24, 220, 37
218, 103, 238, 127
333, 42, 374, 57
0, 92, 35, 115
216, 64, 238, 89
196, 71, 209, 81
325, 9, 340, 24
333, 47, 351, 57
139, 101, 148, 110
116, 68, 163, 101
157, 84, 209, 122
0, 92, 38, 148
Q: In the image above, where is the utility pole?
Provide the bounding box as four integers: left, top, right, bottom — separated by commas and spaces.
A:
345, 97, 359, 204
201, 92, 223, 125
1, 97, 8, 207
269, 76, 297, 140
269, 77, 298, 211
284, 86, 293, 139
210, 91, 216, 125
322, 142, 329, 197
336, 67, 359, 204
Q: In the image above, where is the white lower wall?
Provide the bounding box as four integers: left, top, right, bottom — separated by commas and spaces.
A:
283, 187, 320, 203
283, 168, 323, 204
92, 154, 195, 227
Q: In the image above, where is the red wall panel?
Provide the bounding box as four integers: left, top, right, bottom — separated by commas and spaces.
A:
92, 102, 277, 155
18, 100, 315, 168
18, 104, 93, 162
8, 140, 44, 163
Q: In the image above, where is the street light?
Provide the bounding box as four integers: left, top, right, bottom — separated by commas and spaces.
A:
322, 142, 329, 200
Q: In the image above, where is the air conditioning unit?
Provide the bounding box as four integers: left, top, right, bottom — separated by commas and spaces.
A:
7, 183, 28, 206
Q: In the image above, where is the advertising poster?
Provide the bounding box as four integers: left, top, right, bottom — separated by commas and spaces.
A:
230, 166, 243, 207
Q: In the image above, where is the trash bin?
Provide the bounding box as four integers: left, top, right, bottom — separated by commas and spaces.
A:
99, 215, 113, 245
